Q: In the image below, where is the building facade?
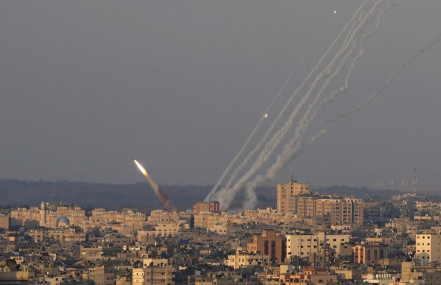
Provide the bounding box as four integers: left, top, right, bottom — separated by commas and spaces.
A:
416, 234, 441, 264
352, 244, 388, 265
193, 201, 220, 215
247, 230, 285, 262
286, 233, 351, 261
277, 180, 310, 214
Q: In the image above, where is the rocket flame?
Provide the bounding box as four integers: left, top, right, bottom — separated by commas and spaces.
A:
134, 159, 147, 176
133, 159, 174, 212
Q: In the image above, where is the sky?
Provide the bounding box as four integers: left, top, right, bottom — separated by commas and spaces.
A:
1, 0, 440, 189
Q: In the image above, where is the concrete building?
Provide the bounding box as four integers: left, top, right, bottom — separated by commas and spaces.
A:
193, 201, 220, 215
277, 180, 310, 214
247, 230, 285, 263
132, 258, 174, 285
28, 228, 86, 242
286, 232, 351, 261
328, 198, 364, 225
416, 234, 441, 264
10, 207, 40, 226
138, 222, 184, 238
276, 178, 363, 225
82, 266, 114, 285
352, 244, 388, 265
226, 248, 270, 269
280, 268, 338, 285
0, 271, 29, 285
0, 215, 9, 230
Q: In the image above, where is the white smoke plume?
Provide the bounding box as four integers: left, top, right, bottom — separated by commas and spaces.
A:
211, 0, 380, 209
242, 0, 405, 209
205, 11, 337, 201
245, 23, 441, 211
207, 0, 420, 211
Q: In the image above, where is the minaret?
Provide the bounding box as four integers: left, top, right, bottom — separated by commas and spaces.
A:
39, 201, 47, 227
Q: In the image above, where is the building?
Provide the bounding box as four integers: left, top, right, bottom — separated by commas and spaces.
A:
226, 248, 270, 269
277, 179, 311, 214
0, 271, 29, 285
247, 230, 285, 262
280, 268, 338, 285
193, 201, 220, 215
416, 234, 441, 264
286, 232, 351, 261
82, 266, 114, 285
0, 215, 9, 230
352, 244, 388, 265
328, 198, 364, 225
28, 228, 86, 242
132, 258, 174, 285
137, 222, 184, 238
10, 207, 40, 226
276, 178, 363, 225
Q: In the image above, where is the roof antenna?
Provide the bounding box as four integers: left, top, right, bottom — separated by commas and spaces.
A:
290, 170, 294, 183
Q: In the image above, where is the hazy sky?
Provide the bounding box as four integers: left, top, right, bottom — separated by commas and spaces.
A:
1, 0, 440, 188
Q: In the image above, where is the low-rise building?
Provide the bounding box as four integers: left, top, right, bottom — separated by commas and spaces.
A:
226, 248, 270, 269
352, 244, 388, 265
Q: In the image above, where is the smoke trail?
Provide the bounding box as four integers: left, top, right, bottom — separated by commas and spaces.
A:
244, 19, 439, 211
295, 34, 440, 176
320, 0, 403, 108
214, 1, 373, 208
218, 1, 381, 209
207, 0, 370, 206
220, 1, 367, 190
326, 34, 441, 124
263, 0, 396, 180
205, 11, 337, 201
134, 160, 175, 212
243, 0, 404, 209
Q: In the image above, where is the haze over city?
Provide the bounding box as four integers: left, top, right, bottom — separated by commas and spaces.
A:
3, 2, 441, 285
1, 0, 441, 190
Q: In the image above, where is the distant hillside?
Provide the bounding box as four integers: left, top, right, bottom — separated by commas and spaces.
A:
0, 179, 402, 212
0, 179, 211, 211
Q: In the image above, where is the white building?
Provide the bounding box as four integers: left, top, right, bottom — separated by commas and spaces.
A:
286, 232, 351, 260
415, 234, 441, 264
226, 248, 270, 269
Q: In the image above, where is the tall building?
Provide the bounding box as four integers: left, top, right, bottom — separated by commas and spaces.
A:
247, 230, 285, 262
416, 234, 441, 264
328, 198, 364, 225
277, 179, 310, 214
276, 177, 363, 225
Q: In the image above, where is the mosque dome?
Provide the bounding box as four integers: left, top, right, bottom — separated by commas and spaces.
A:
56, 216, 70, 228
